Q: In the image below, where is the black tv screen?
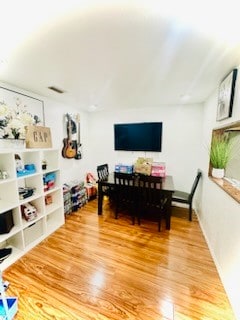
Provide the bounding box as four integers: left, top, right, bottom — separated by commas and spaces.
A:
114, 122, 162, 152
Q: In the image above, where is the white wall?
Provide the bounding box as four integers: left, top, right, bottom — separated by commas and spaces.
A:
88, 104, 203, 192
200, 67, 240, 319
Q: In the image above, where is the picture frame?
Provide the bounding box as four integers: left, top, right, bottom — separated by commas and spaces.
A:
0, 86, 45, 124
0, 86, 45, 139
216, 68, 238, 121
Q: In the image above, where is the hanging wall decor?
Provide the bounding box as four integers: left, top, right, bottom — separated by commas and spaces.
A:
0, 86, 45, 140
25, 125, 52, 149
62, 113, 82, 160
62, 113, 77, 159
216, 68, 238, 121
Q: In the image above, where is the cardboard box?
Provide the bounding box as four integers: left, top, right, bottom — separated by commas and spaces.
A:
115, 164, 133, 174
134, 157, 153, 175
151, 162, 166, 177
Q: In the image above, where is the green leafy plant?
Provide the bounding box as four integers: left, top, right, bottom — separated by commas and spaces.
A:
210, 134, 232, 169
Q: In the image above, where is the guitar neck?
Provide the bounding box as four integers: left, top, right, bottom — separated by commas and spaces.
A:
67, 115, 72, 140
75, 114, 81, 145
78, 122, 81, 145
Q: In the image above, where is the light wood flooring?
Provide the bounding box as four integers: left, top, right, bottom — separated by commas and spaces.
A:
3, 198, 236, 319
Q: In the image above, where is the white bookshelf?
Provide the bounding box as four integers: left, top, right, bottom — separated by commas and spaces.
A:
0, 148, 65, 270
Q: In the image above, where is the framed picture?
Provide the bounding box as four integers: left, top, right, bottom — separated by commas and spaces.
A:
216, 68, 238, 121
0, 86, 45, 139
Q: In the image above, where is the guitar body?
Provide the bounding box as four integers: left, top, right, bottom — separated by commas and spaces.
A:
62, 138, 76, 158
62, 114, 77, 159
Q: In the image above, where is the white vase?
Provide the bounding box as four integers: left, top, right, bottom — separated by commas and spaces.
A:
212, 168, 224, 179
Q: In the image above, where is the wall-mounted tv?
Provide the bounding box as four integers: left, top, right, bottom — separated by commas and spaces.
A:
114, 122, 162, 152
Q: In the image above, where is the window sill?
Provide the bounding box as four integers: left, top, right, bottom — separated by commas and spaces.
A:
210, 176, 240, 203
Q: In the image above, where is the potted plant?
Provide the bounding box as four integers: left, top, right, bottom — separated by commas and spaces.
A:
209, 134, 232, 178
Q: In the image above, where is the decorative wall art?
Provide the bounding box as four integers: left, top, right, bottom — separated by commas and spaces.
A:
25, 126, 52, 149
0, 86, 45, 140
216, 68, 238, 121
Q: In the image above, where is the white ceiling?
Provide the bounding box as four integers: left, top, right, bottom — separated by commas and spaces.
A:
1, 0, 240, 112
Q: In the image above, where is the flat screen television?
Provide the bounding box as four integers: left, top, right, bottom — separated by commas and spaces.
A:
114, 122, 162, 152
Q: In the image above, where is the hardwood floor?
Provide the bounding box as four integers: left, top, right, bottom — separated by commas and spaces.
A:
3, 198, 235, 320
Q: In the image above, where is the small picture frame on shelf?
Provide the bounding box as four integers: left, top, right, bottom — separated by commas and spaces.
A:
216, 68, 238, 121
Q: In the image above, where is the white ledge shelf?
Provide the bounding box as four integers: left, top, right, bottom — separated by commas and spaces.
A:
210, 176, 240, 203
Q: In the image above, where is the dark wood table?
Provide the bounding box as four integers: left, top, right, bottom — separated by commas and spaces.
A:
97, 173, 175, 230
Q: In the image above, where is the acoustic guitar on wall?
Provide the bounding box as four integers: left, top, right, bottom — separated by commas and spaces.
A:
62, 113, 77, 159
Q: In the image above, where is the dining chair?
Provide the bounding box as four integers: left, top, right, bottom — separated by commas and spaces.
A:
97, 164, 109, 181
172, 169, 202, 221
114, 172, 138, 224
97, 164, 114, 199
138, 175, 168, 231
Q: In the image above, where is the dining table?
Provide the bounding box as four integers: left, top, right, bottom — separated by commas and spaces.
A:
97, 173, 175, 229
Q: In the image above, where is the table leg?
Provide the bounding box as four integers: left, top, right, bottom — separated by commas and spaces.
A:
165, 193, 173, 230
98, 183, 103, 215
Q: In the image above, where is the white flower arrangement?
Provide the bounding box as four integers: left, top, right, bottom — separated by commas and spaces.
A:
0, 100, 40, 139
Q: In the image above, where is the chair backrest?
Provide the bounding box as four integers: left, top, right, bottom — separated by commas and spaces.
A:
138, 175, 165, 208
97, 164, 109, 181
114, 172, 136, 202
189, 170, 202, 201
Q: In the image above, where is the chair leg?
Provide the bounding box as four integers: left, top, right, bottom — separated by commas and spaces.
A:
189, 204, 192, 221
115, 204, 118, 219
131, 215, 135, 225
158, 217, 161, 232
137, 211, 141, 225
